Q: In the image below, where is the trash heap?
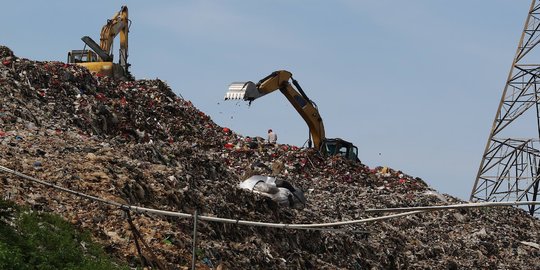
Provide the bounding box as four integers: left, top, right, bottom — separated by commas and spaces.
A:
1, 46, 539, 269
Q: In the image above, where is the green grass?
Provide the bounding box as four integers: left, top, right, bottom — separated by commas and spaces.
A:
0, 199, 129, 270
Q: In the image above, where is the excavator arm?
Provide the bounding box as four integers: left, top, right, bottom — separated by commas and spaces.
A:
99, 5, 129, 68
225, 70, 360, 161
226, 70, 326, 150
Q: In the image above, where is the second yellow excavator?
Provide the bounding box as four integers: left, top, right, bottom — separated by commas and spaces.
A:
67, 5, 131, 80
225, 70, 359, 161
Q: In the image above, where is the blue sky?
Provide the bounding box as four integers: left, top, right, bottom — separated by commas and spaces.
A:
1, 1, 532, 200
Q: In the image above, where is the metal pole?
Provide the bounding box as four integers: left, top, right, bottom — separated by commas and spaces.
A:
126, 210, 145, 267
191, 210, 198, 270
470, 0, 538, 201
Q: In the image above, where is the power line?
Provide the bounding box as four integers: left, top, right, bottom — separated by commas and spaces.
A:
365, 201, 540, 214
1, 165, 539, 230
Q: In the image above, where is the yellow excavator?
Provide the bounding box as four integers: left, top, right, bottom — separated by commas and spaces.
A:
67, 5, 131, 79
225, 70, 359, 161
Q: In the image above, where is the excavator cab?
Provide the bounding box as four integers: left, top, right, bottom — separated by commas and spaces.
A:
67, 50, 98, 63
324, 138, 359, 161
67, 48, 121, 78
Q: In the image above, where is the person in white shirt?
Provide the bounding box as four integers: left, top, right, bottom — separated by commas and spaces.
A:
267, 129, 277, 144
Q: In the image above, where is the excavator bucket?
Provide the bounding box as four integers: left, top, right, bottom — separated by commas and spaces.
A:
225, 81, 265, 101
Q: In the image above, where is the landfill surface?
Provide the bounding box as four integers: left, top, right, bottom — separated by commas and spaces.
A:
1, 46, 540, 269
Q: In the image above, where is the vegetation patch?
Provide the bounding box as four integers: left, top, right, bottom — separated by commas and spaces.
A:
0, 199, 128, 270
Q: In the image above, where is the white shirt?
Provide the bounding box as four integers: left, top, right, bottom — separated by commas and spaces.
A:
268, 132, 277, 143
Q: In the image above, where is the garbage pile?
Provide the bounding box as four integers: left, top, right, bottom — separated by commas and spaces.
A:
1, 46, 539, 269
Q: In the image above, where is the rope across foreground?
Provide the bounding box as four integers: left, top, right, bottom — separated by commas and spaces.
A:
1, 165, 538, 229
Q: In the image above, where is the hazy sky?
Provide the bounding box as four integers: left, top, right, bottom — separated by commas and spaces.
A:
1, 1, 533, 200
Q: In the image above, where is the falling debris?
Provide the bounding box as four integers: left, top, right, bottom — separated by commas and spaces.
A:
1, 46, 540, 269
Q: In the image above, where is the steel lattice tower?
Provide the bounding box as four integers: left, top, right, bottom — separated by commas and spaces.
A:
470, 0, 540, 216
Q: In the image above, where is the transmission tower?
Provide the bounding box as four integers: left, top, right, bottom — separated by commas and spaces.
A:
470, 0, 540, 216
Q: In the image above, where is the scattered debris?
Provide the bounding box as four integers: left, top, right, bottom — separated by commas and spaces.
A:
1, 46, 539, 269
240, 175, 306, 209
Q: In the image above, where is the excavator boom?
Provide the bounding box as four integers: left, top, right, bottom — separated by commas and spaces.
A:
99, 5, 129, 68
226, 70, 325, 150
225, 70, 359, 162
